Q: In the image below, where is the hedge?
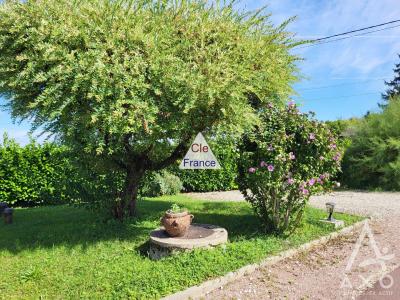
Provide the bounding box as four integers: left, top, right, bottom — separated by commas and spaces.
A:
0, 133, 239, 207
0, 135, 72, 206
0, 135, 184, 207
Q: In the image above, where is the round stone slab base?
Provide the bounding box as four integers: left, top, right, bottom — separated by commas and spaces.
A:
149, 223, 228, 260
319, 219, 345, 228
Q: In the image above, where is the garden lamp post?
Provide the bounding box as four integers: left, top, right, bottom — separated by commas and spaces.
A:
325, 202, 335, 221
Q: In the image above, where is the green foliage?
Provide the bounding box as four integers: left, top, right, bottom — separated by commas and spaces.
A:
325, 118, 361, 138
140, 170, 183, 197
381, 54, 400, 106
170, 136, 239, 191
0, 195, 361, 299
342, 97, 400, 190
0, 134, 72, 206
168, 203, 185, 213
0, 0, 301, 217
0, 135, 181, 208
237, 102, 344, 233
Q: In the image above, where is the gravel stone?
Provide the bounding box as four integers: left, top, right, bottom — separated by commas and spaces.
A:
186, 190, 400, 299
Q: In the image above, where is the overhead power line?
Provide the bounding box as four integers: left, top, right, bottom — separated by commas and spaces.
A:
297, 24, 400, 49
294, 19, 400, 49
314, 19, 400, 42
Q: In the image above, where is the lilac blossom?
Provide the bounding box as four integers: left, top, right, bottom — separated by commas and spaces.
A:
320, 173, 330, 180
260, 161, 267, 167
308, 178, 316, 186
301, 188, 309, 195
248, 167, 256, 173
309, 133, 316, 140
333, 152, 341, 161
267, 165, 274, 172
287, 178, 295, 185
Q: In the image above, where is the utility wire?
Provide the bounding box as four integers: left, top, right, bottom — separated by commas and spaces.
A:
314, 19, 400, 41
297, 24, 400, 49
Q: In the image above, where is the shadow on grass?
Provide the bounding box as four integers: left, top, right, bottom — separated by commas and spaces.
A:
0, 198, 262, 253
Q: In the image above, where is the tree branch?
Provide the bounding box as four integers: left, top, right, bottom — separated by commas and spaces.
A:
146, 136, 192, 171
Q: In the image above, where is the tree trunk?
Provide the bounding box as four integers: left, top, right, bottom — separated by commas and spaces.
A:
126, 168, 145, 217
113, 167, 145, 220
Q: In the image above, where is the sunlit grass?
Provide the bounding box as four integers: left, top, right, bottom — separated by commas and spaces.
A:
0, 195, 362, 299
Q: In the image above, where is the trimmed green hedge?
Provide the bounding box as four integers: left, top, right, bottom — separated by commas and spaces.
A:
0, 135, 72, 206
0, 135, 185, 207
0, 134, 239, 207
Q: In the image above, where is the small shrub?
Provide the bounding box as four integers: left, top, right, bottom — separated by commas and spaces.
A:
237, 102, 343, 233
140, 171, 183, 197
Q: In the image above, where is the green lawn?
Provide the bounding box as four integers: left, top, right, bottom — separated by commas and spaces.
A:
0, 195, 362, 299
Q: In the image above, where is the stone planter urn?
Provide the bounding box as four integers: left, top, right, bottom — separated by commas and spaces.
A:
161, 210, 194, 237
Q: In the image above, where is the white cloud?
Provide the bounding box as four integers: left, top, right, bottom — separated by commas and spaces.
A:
262, 0, 400, 77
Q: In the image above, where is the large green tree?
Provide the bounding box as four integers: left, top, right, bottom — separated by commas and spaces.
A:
381, 54, 400, 107
0, 0, 300, 218
342, 96, 400, 190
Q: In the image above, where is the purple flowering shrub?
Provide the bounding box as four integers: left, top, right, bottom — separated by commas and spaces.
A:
237, 102, 343, 233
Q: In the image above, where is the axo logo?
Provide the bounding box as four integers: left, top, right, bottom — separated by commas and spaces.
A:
341, 220, 395, 295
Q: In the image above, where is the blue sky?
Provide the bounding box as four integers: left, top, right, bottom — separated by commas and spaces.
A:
1, 0, 400, 144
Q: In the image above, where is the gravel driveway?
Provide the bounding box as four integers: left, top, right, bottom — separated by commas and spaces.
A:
186, 190, 400, 299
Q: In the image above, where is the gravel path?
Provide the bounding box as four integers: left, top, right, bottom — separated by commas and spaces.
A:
185, 190, 400, 299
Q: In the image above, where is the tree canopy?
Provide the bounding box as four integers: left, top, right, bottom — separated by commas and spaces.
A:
0, 0, 301, 217
342, 96, 400, 190
382, 54, 400, 106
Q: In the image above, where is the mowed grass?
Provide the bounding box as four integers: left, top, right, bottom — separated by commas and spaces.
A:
0, 195, 362, 299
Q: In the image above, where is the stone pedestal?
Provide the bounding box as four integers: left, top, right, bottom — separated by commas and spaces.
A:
319, 219, 344, 228
149, 223, 228, 260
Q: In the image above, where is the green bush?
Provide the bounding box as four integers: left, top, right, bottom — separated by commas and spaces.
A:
170, 136, 239, 192
341, 97, 400, 190
0, 135, 183, 208
140, 171, 183, 197
237, 102, 343, 233
0, 134, 72, 206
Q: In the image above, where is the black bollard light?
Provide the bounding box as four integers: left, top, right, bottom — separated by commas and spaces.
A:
325, 202, 335, 221
4, 208, 13, 224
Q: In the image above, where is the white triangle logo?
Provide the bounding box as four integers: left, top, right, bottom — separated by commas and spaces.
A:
179, 133, 221, 169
